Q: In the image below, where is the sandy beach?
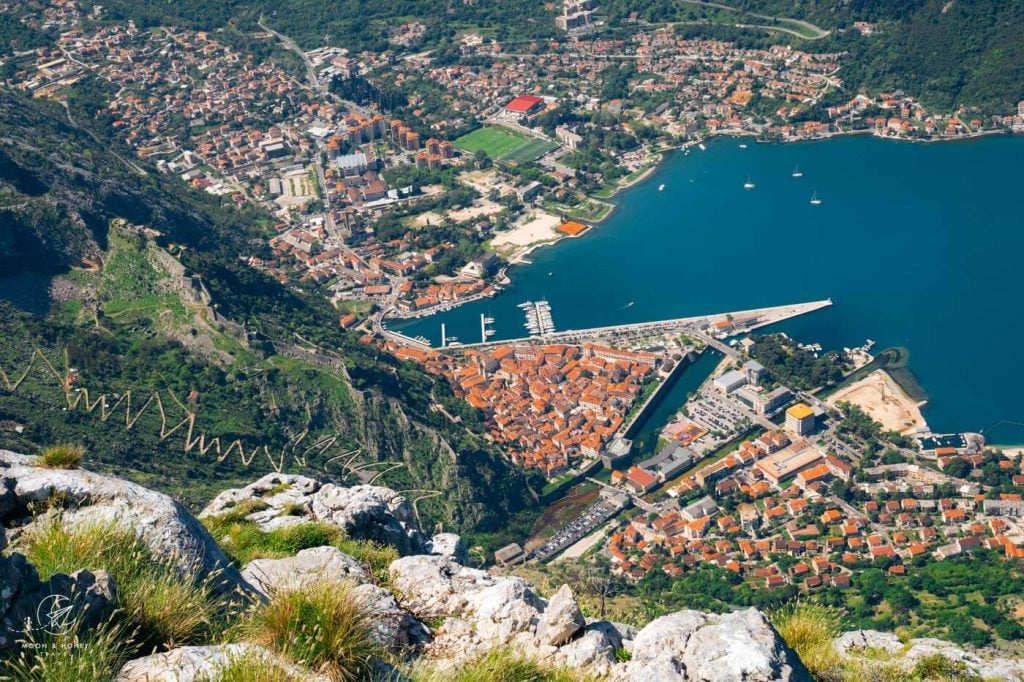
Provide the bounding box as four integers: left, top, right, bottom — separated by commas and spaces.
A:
490, 209, 562, 252
827, 369, 928, 435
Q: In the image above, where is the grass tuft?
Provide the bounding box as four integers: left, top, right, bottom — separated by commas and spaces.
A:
39, 443, 85, 469
236, 581, 380, 682
772, 602, 845, 682
206, 651, 300, 682
1, 620, 134, 682
413, 646, 584, 682
202, 517, 338, 566
21, 519, 223, 652
334, 536, 398, 587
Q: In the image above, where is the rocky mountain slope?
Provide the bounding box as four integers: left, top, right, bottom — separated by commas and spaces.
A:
3, 449, 1024, 681
0, 89, 537, 544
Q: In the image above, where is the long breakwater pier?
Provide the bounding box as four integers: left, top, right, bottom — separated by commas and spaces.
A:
383, 299, 832, 352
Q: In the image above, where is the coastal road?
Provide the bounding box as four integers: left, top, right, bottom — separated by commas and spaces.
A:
670, 0, 829, 39
258, 16, 375, 119
258, 17, 322, 93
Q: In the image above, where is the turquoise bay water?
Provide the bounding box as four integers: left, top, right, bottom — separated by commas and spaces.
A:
394, 135, 1024, 443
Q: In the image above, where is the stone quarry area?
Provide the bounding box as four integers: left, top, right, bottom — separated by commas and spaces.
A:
1, 449, 1022, 681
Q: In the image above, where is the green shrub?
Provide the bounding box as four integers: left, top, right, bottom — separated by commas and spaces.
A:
21, 520, 222, 652
1, 620, 133, 682
237, 581, 380, 681
39, 443, 85, 469
910, 653, 978, 681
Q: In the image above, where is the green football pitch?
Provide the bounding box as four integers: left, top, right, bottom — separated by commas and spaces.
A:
454, 126, 558, 162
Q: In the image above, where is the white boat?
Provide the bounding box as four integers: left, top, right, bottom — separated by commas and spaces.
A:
698, 143, 707, 151
810, 191, 822, 205
658, 184, 665, 191
792, 166, 803, 178
743, 176, 755, 190
739, 143, 748, 149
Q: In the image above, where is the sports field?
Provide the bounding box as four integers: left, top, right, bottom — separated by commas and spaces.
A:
454, 126, 559, 162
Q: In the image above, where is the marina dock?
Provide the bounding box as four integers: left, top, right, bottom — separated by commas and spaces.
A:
428, 299, 832, 352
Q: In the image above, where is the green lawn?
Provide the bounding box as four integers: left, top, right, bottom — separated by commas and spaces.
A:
543, 199, 614, 223
455, 126, 558, 163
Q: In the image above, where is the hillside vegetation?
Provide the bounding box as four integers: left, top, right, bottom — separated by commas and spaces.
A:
601, 0, 1024, 115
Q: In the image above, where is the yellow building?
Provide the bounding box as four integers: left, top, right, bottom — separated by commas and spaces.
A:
785, 403, 816, 436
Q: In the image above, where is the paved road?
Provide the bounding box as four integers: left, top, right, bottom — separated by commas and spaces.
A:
258, 17, 322, 92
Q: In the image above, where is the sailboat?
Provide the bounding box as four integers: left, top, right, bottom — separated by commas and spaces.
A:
810, 191, 822, 205
743, 176, 756, 190
792, 166, 803, 178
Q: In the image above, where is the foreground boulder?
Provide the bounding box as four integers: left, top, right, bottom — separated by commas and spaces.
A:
115, 643, 329, 682
613, 608, 810, 682
837, 629, 1024, 680
535, 585, 586, 646
0, 450, 247, 596
241, 546, 369, 598
201, 473, 425, 555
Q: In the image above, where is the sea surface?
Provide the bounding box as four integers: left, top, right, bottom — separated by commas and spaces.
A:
393, 134, 1024, 444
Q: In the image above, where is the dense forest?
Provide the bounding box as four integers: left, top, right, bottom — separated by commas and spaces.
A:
0, 90, 539, 548
749, 333, 848, 391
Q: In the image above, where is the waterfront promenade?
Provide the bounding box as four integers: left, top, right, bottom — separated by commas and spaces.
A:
415, 299, 832, 352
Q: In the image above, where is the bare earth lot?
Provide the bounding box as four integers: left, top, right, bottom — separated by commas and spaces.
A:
827, 369, 928, 435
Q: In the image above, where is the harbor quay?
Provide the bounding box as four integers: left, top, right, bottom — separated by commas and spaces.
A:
385, 299, 833, 352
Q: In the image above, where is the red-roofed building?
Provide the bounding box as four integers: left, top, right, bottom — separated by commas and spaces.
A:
625, 466, 659, 494
504, 95, 546, 117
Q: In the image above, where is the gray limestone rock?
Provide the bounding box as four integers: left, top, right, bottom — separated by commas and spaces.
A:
115, 643, 329, 682
836, 629, 1024, 681
427, 532, 469, 564
0, 450, 248, 596
240, 546, 368, 598
389, 554, 543, 647
535, 584, 585, 646
0, 557, 116, 651
614, 608, 809, 682
353, 583, 430, 649
201, 473, 425, 555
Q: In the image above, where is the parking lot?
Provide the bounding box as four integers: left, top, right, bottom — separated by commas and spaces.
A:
530, 496, 627, 562
685, 389, 753, 452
